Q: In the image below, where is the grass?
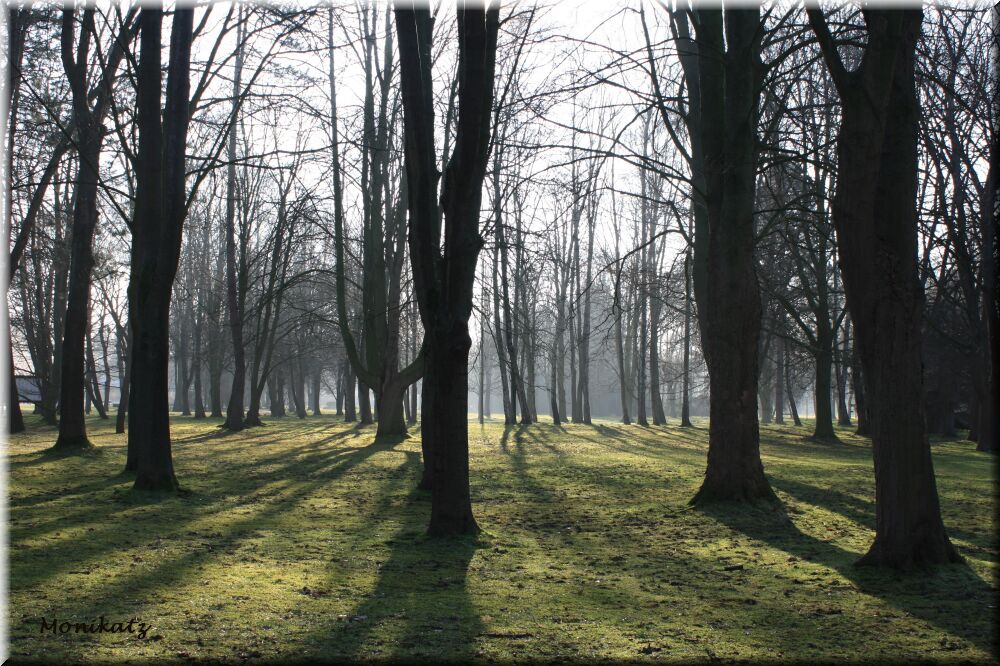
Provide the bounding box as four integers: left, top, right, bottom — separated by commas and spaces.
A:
5, 412, 998, 663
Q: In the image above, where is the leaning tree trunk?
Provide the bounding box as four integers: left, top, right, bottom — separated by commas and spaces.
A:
809, 7, 958, 567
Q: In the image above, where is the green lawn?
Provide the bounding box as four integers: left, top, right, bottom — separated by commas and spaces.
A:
5, 413, 997, 663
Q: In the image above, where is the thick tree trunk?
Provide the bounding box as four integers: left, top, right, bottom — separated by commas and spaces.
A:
690, 9, 775, 504
810, 8, 958, 567
53, 135, 100, 449
128, 6, 193, 492
396, 4, 498, 534
977, 5, 999, 453
424, 329, 478, 535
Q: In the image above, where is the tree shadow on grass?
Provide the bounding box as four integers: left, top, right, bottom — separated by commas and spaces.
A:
770, 476, 992, 564
9, 428, 402, 593
300, 450, 486, 663
8, 445, 106, 469
698, 500, 997, 655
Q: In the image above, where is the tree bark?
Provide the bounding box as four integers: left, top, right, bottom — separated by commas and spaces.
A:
809, 8, 959, 567
223, 9, 246, 432
689, 9, 775, 505
54, 9, 108, 450
128, 6, 194, 492
396, 3, 499, 535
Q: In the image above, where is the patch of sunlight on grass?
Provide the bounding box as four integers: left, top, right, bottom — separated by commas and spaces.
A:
5, 412, 997, 662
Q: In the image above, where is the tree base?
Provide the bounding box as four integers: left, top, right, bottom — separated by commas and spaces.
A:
855, 535, 962, 570
133, 473, 179, 493
810, 433, 842, 445
690, 476, 779, 506
374, 432, 409, 446
51, 435, 94, 452
428, 514, 480, 537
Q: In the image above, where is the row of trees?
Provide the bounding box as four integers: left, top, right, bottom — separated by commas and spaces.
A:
5, 2, 996, 565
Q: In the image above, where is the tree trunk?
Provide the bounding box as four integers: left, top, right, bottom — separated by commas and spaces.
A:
690, 9, 775, 504
116, 328, 130, 434
192, 321, 205, 418
396, 4, 498, 535
680, 249, 693, 427
53, 9, 108, 450
813, 334, 836, 439
85, 326, 107, 418
223, 9, 246, 432
128, 6, 193, 491
977, 3, 999, 453
809, 7, 959, 567
774, 335, 785, 425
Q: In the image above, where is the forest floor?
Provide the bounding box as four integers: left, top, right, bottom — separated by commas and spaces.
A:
5, 413, 998, 663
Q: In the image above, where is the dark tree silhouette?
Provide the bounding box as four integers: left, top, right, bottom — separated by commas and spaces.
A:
688, 8, 776, 505
808, 7, 959, 568
53, 9, 136, 450
395, 2, 500, 535
127, 5, 194, 491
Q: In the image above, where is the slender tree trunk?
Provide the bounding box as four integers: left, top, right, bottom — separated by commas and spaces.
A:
85, 326, 107, 418
223, 9, 246, 432
774, 335, 785, 425
116, 329, 130, 434
680, 249, 693, 427
193, 321, 205, 418
786, 359, 801, 427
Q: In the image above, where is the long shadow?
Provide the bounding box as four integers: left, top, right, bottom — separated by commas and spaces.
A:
771, 476, 991, 558
8, 445, 107, 469
7, 469, 133, 509
12, 432, 409, 663
9, 426, 400, 592
300, 450, 486, 662
699, 501, 997, 655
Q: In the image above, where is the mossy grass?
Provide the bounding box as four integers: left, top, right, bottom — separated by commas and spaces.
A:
6, 412, 996, 662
